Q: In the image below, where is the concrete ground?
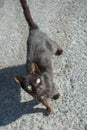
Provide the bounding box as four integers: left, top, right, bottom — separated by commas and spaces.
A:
0, 0, 87, 130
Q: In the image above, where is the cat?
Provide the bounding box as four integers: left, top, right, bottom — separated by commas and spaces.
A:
15, 0, 63, 115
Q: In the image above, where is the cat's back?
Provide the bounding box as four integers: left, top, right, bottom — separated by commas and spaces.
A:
28, 28, 49, 57
29, 28, 46, 45
27, 28, 52, 69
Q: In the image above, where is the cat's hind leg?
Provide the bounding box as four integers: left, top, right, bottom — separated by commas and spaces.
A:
47, 38, 63, 56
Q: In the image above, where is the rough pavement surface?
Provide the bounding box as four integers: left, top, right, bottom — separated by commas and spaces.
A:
0, 0, 87, 130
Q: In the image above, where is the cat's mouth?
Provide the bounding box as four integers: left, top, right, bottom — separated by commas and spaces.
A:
32, 86, 41, 93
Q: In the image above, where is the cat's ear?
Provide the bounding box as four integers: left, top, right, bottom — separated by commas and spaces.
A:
31, 63, 41, 74
14, 75, 25, 85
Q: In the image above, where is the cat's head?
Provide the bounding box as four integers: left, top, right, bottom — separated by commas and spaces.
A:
14, 63, 47, 94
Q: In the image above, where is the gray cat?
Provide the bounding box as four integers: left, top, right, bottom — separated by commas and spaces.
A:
15, 0, 63, 115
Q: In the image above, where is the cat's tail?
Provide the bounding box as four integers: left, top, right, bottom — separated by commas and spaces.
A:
20, 0, 38, 29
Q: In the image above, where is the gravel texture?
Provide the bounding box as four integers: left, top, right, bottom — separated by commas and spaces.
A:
0, 0, 87, 130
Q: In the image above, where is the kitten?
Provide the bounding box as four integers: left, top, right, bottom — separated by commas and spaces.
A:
15, 0, 63, 115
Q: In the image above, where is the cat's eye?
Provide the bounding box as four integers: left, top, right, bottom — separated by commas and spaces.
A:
27, 85, 32, 90
36, 78, 41, 84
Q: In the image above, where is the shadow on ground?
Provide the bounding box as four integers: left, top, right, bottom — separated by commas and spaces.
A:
0, 64, 45, 126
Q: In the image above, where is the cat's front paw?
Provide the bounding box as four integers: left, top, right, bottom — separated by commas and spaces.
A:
46, 107, 52, 116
